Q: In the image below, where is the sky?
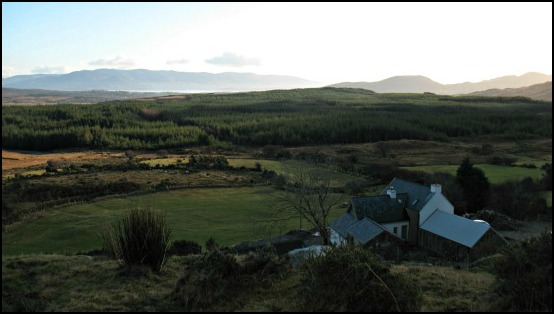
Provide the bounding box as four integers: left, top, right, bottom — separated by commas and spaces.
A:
2, 2, 552, 85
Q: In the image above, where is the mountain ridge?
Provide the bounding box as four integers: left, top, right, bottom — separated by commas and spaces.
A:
329, 72, 552, 95
2, 69, 317, 92
466, 81, 552, 101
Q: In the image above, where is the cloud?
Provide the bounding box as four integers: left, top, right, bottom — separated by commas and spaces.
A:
2, 66, 16, 78
31, 66, 67, 74
89, 56, 135, 67
166, 58, 189, 65
205, 52, 261, 67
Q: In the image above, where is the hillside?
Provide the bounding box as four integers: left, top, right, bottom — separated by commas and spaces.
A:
1, 69, 317, 92
329, 72, 552, 95
466, 81, 552, 101
2, 254, 498, 312
2, 87, 180, 105
2, 87, 551, 151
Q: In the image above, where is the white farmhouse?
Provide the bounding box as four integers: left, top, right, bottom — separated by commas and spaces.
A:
330, 177, 506, 260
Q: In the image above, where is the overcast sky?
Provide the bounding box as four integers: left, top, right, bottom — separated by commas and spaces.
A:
2, 2, 552, 84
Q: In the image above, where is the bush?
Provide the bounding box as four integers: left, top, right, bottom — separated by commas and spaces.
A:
101, 206, 172, 272
542, 163, 552, 191
262, 145, 292, 159
205, 237, 219, 252
254, 162, 263, 172
172, 248, 289, 311
188, 155, 229, 169
488, 155, 517, 166
299, 246, 420, 312
488, 180, 547, 220
344, 180, 366, 195
169, 240, 202, 256
493, 232, 552, 311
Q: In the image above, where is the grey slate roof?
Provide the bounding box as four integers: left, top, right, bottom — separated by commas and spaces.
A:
347, 218, 385, 245
382, 177, 433, 211
351, 193, 409, 223
420, 209, 490, 248
329, 212, 358, 238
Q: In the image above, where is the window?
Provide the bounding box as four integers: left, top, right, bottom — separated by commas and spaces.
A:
401, 225, 408, 239
393, 227, 398, 235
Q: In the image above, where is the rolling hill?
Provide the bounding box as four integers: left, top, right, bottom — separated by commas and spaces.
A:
2, 87, 181, 105
466, 81, 552, 101
1, 69, 317, 92
329, 72, 552, 95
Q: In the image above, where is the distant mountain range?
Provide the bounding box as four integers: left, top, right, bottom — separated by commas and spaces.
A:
1, 69, 316, 92
467, 81, 552, 102
328, 72, 552, 95
3, 69, 551, 96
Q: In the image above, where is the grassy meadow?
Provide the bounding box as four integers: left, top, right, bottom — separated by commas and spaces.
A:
136, 157, 366, 188
400, 163, 545, 184
228, 158, 366, 187
2, 187, 347, 256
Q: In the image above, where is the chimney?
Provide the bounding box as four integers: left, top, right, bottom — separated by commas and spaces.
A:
387, 187, 397, 199
430, 184, 442, 194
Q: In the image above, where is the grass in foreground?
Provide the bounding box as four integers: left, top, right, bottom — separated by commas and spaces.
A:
392, 264, 498, 312
2, 254, 498, 312
2, 254, 183, 311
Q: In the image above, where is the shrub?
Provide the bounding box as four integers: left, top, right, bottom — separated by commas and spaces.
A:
493, 232, 552, 311
488, 180, 547, 220
187, 155, 229, 169
488, 155, 517, 166
299, 246, 421, 312
101, 206, 172, 272
344, 180, 366, 195
262, 145, 291, 159
254, 162, 263, 172
542, 163, 552, 191
205, 237, 219, 252
172, 248, 289, 311
169, 240, 202, 256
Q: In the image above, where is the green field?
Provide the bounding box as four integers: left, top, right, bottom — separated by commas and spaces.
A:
136, 157, 366, 188
2, 187, 347, 256
228, 158, 365, 187
400, 163, 545, 184
138, 157, 189, 166
2, 169, 46, 180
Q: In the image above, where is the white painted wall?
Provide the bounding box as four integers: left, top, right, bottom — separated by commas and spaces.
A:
382, 221, 409, 239
330, 228, 347, 246
419, 193, 454, 225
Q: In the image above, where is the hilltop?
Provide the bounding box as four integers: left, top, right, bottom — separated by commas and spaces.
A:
466, 81, 552, 102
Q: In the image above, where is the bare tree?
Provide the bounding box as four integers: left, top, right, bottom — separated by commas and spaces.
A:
272, 168, 343, 245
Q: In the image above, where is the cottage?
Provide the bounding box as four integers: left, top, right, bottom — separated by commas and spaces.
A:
330, 177, 506, 260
